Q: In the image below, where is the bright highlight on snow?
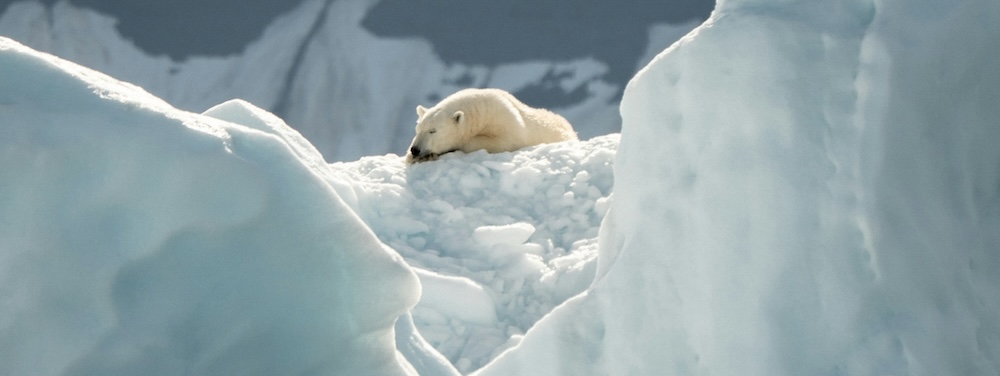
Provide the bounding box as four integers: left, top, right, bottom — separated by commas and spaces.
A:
2, 0, 1000, 374
0, 38, 421, 376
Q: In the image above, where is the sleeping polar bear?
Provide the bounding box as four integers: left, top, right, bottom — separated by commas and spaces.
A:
406, 88, 578, 164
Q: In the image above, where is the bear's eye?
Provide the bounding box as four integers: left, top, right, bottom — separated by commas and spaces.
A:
428, 129, 437, 134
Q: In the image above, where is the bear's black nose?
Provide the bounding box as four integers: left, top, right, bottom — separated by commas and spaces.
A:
409, 146, 421, 157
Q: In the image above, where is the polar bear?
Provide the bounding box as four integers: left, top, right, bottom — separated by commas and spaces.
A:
406, 88, 578, 164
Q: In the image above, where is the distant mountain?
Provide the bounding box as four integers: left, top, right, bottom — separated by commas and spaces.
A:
0, 0, 308, 58
0, 0, 709, 161
362, 0, 713, 104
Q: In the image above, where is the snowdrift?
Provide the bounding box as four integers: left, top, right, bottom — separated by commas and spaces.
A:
477, 0, 1000, 375
0, 37, 420, 376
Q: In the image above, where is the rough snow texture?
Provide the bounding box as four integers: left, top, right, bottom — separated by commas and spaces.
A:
0, 30, 619, 375
0, 38, 421, 376
4, 0, 1000, 374
477, 0, 1000, 375
327, 135, 617, 373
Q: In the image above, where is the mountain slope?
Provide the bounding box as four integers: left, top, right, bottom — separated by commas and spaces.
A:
0, 0, 704, 161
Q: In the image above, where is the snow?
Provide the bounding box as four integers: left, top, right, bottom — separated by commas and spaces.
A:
0, 33, 619, 375
326, 135, 617, 372
3, 0, 1000, 374
473, 223, 536, 247
394, 313, 461, 376
412, 268, 497, 326
0, 37, 420, 376
477, 0, 1000, 375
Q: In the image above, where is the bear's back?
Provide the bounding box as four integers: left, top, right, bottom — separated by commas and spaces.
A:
498, 92, 577, 144
441, 88, 578, 153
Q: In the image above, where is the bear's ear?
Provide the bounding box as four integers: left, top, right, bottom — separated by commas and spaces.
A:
451, 111, 464, 124
416, 105, 427, 117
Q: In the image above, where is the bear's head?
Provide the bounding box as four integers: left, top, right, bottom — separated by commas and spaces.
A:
406, 105, 469, 164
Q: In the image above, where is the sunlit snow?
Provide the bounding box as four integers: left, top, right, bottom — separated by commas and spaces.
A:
0, 38, 420, 376
2, 0, 1000, 374
327, 136, 616, 371
477, 0, 1000, 375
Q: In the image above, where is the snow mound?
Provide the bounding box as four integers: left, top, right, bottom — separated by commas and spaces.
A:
477, 0, 1000, 375
0, 37, 420, 376
327, 135, 617, 372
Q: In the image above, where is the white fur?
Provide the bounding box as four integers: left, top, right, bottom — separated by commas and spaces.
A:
406, 88, 577, 163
